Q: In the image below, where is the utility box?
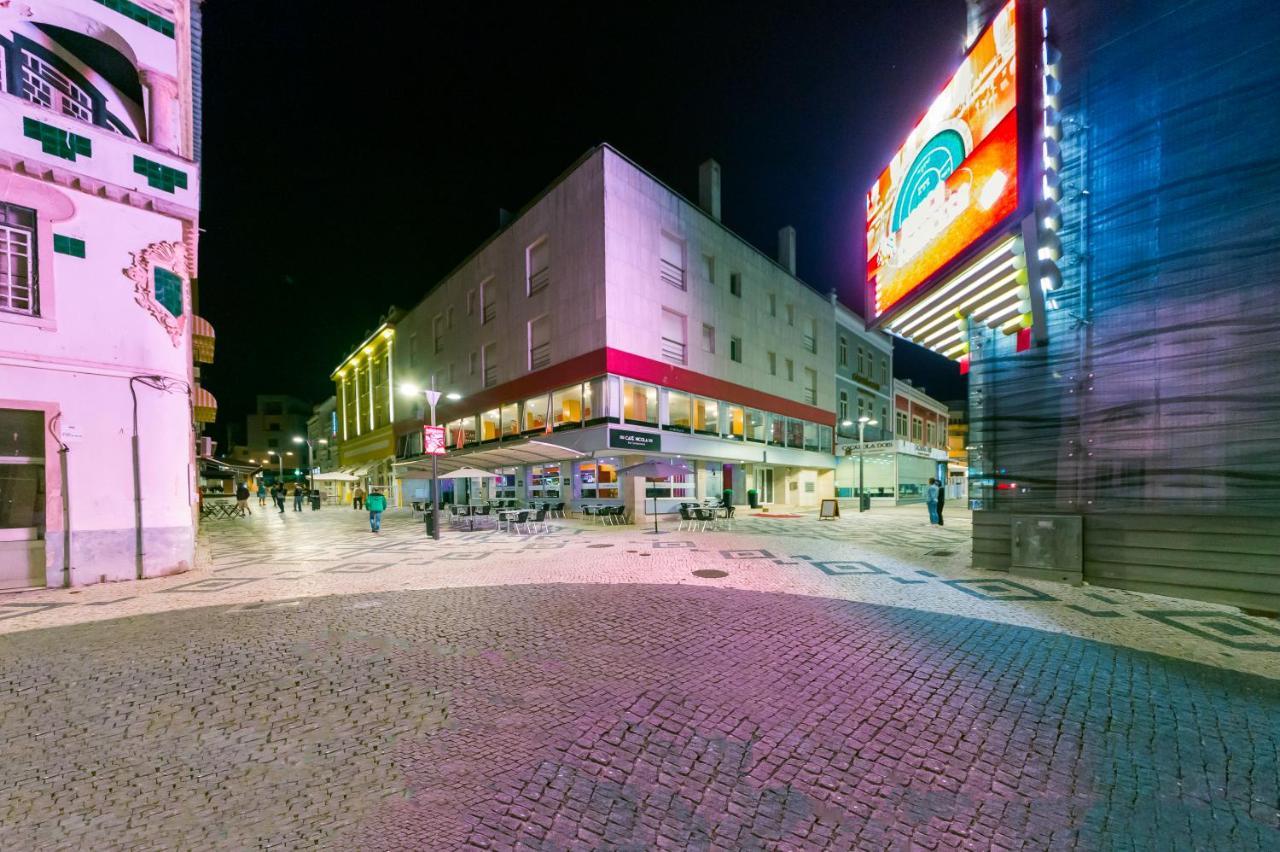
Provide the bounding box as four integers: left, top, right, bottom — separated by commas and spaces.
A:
1010, 515, 1082, 585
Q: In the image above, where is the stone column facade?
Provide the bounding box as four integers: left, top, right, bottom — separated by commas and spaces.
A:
140, 68, 180, 155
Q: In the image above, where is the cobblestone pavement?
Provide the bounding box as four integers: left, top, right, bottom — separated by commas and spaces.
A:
3, 507, 1278, 679
2, 583, 1278, 849
1, 509, 1279, 849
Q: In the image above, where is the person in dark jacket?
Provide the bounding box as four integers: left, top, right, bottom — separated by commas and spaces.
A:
936, 479, 946, 526
293, 484, 305, 512
272, 483, 285, 513
235, 482, 251, 517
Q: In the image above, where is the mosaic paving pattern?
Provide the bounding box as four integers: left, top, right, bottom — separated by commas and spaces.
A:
1, 585, 1278, 849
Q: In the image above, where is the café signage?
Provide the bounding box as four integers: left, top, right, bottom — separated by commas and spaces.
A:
609, 429, 660, 452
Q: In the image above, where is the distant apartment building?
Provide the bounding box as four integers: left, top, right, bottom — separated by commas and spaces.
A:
1, 1, 205, 590
329, 310, 403, 498
358, 146, 835, 514
246, 395, 311, 454
306, 396, 338, 471
833, 301, 894, 498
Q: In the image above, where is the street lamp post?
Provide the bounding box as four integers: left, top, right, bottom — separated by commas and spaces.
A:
856, 416, 879, 513
292, 436, 329, 494
266, 450, 294, 483
402, 378, 459, 541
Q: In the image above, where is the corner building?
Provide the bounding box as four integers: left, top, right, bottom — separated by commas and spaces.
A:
390, 146, 836, 515
0, 1, 204, 590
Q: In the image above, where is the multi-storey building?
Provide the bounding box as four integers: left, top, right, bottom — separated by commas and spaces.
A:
833, 300, 894, 499
330, 310, 403, 499
245, 394, 310, 455
386, 145, 835, 515
306, 396, 338, 472
0, 1, 204, 590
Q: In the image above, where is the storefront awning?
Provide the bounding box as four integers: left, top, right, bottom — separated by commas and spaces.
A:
193, 384, 217, 424
393, 439, 587, 474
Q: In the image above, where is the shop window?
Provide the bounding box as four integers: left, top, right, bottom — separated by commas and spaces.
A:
787, 418, 805, 449
523, 395, 548, 432
645, 473, 694, 499
660, 232, 685, 290
530, 463, 561, 498
818, 425, 833, 454
583, 376, 609, 424
746, 408, 766, 443
622, 380, 658, 426
577, 460, 619, 499
552, 384, 584, 429
664, 391, 691, 432
693, 398, 719, 435
495, 470, 517, 499
500, 401, 519, 437
726, 404, 745, 440
803, 421, 818, 451
767, 413, 786, 446
527, 237, 550, 295
480, 408, 500, 441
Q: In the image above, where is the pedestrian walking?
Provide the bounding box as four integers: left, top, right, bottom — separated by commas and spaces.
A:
293, 484, 305, 512
235, 481, 251, 517
925, 477, 941, 525
366, 488, 387, 533
936, 478, 947, 526
273, 483, 286, 513
257, 479, 268, 507
353, 485, 365, 510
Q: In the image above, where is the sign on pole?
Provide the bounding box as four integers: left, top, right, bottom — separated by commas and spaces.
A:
423, 425, 447, 455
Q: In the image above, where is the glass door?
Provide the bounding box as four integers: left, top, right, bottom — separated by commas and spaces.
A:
754, 466, 775, 504
0, 408, 46, 589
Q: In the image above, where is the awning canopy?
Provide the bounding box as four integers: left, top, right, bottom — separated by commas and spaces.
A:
393, 439, 587, 474
312, 471, 359, 482
192, 315, 215, 364
193, 384, 217, 424
199, 456, 259, 476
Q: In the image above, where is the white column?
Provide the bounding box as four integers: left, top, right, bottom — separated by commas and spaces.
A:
139, 68, 180, 155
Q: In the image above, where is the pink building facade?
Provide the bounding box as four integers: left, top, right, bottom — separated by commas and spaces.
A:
0, 1, 206, 590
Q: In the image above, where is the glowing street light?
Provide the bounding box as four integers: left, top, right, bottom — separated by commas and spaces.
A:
292, 435, 330, 495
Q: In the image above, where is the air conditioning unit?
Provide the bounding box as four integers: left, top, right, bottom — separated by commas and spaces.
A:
1010, 515, 1082, 585
197, 436, 214, 458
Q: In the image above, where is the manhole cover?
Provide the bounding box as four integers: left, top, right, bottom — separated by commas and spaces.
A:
588, 544, 613, 548
692, 569, 728, 579
928, 550, 956, 557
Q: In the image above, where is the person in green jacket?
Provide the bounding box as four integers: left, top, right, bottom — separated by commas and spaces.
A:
365, 489, 388, 533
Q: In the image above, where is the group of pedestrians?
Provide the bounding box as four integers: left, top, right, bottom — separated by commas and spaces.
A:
230, 479, 387, 533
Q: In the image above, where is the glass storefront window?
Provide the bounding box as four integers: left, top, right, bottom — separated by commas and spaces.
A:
495, 469, 517, 499
803, 421, 818, 451
577, 460, 598, 498
818, 425, 833, 454
445, 418, 464, 447
665, 391, 691, 432
598, 461, 618, 498
583, 376, 608, 424
523, 395, 548, 432
767, 413, 786, 446
747, 408, 766, 443
645, 473, 694, 499
530, 463, 561, 498
460, 415, 478, 445
692, 398, 719, 435
725, 404, 744, 440
480, 409, 500, 442
553, 384, 583, 428
623, 381, 658, 426
787, 419, 804, 449
500, 402, 519, 437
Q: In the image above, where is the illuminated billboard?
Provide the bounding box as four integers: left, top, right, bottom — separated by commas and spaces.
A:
867, 0, 1021, 321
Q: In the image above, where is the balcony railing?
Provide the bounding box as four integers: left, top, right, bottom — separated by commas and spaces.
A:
529, 342, 551, 370
661, 337, 687, 364
528, 266, 550, 295
660, 258, 685, 290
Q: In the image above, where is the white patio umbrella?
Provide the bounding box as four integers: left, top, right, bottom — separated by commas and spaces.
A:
618, 459, 693, 534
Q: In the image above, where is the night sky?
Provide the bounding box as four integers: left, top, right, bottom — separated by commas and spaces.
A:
197, 0, 969, 436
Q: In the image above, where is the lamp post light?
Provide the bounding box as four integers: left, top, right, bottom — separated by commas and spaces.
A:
266, 450, 294, 482
401, 378, 459, 541
292, 436, 329, 494
856, 416, 879, 512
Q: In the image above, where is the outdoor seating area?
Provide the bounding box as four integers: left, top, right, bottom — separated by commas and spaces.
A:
675, 501, 735, 531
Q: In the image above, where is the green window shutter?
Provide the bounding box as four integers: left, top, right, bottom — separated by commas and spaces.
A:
53, 235, 86, 258
154, 268, 183, 317
23, 118, 92, 162
133, 155, 188, 193
92, 0, 175, 37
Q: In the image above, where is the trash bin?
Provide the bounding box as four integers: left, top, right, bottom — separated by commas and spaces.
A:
860, 493, 871, 512
311, 494, 321, 510
425, 510, 436, 537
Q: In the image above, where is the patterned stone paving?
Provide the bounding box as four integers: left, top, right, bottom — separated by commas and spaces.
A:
0, 507, 1278, 848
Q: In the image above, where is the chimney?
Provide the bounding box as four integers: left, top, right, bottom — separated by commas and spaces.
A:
778, 226, 796, 275
698, 159, 721, 221
498, 208, 513, 229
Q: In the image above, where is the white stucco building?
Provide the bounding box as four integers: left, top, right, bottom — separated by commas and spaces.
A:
342, 145, 836, 515
0, 0, 205, 590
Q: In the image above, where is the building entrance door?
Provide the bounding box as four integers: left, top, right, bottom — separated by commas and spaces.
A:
1, 409, 46, 589
754, 466, 775, 504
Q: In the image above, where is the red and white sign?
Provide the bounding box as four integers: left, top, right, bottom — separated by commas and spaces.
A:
423, 425, 447, 455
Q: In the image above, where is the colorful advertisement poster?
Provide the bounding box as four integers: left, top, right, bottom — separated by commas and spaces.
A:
867, 0, 1019, 319
423, 425, 447, 455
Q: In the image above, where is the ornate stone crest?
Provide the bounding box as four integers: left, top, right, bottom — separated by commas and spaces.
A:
124, 240, 188, 346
